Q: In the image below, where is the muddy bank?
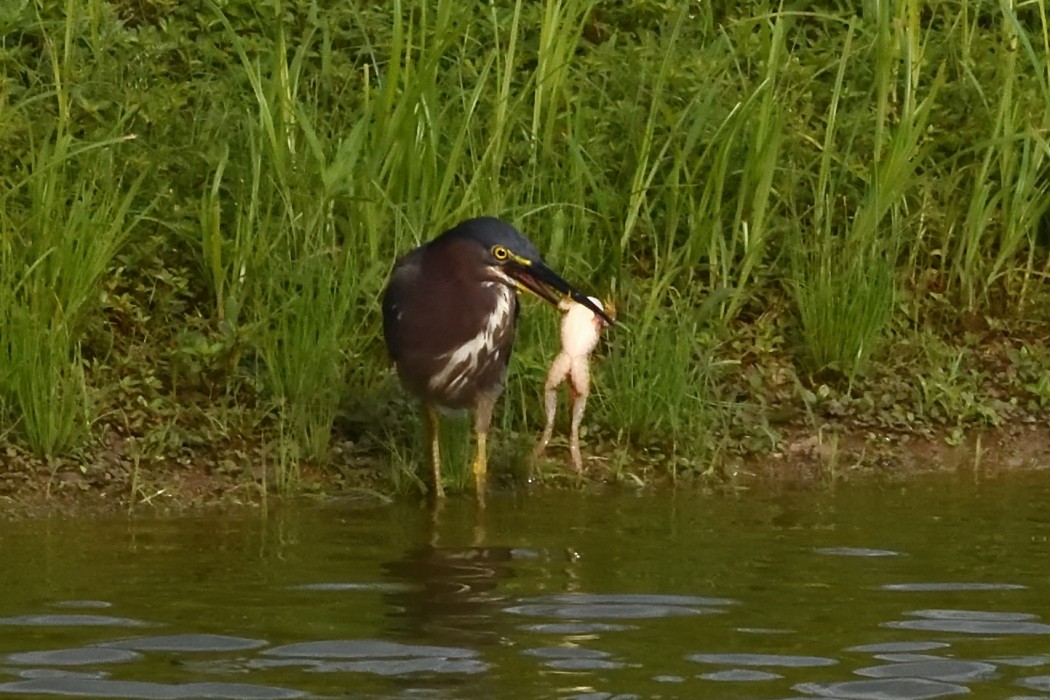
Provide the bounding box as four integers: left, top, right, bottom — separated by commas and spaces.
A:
3, 420, 1047, 518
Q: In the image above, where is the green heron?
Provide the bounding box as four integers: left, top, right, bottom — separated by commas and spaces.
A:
382, 217, 612, 498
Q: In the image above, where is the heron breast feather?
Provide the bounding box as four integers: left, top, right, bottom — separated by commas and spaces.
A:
429, 285, 515, 397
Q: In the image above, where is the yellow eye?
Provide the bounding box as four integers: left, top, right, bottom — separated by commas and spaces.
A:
492, 245, 509, 261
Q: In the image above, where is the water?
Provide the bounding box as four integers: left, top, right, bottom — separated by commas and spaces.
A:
1, 471, 1050, 699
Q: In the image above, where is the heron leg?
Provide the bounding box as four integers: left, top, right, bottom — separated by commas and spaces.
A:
424, 403, 444, 499
472, 393, 496, 499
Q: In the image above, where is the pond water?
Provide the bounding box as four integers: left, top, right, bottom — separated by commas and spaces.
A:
1, 471, 1050, 699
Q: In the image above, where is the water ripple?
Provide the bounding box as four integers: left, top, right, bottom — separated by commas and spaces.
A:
6, 648, 139, 666
910, 609, 1038, 622
854, 659, 998, 682
523, 647, 625, 670
879, 608, 1050, 635
847, 642, 951, 654
687, 652, 837, 667
254, 639, 487, 676
505, 593, 732, 620
99, 634, 268, 653
49, 601, 113, 610
881, 582, 1027, 592
815, 547, 901, 557
0, 678, 305, 699
518, 622, 637, 634
12, 670, 105, 681
524, 647, 611, 659
528, 593, 736, 607
287, 582, 414, 593
506, 603, 710, 619
884, 619, 1050, 635
652, 675, 685, 683
258, 657, 488, 675
1016, 675, 1050, 692
875, 653, 954, 663
794, 677, 970, 699
264, 639, 476, 659
544, 658, 626, 671
988, 656, 1050, 668
699, 668, 782, 681
0, 615, 149, 628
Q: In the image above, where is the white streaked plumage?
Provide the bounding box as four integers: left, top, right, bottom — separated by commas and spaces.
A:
429, 284, 514, 396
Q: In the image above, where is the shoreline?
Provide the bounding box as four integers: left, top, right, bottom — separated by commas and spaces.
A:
3, 421, 1046, 519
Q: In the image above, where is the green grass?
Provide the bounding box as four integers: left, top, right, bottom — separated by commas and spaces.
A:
1, 0, 1050, 494
789, 0, 940, 380
0, 39, 144, 456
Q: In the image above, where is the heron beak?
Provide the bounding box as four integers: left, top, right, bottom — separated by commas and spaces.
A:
504, 257, 616, 326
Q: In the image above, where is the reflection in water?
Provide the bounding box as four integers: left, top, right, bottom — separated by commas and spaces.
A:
377, 498, 570, 647
381, 544, 519, 645
0, 475, 1049, 698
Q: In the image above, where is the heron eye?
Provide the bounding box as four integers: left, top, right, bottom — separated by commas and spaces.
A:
492, 245, 510, 261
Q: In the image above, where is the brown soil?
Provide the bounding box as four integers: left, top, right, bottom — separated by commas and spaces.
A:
2, 422, 1048, 518
741, 422, 1050, 484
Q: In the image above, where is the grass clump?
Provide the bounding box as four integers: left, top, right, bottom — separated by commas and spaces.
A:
596, 295, 729, 478
0, 128, 143, 456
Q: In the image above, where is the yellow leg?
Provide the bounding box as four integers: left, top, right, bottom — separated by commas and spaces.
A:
472, 394, 495, 502
472, 430, 488, 486
424, 403, 445, 499
472, 432, 487, 510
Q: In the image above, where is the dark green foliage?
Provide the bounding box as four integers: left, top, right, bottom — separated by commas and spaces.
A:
1, 0, 1049, 490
